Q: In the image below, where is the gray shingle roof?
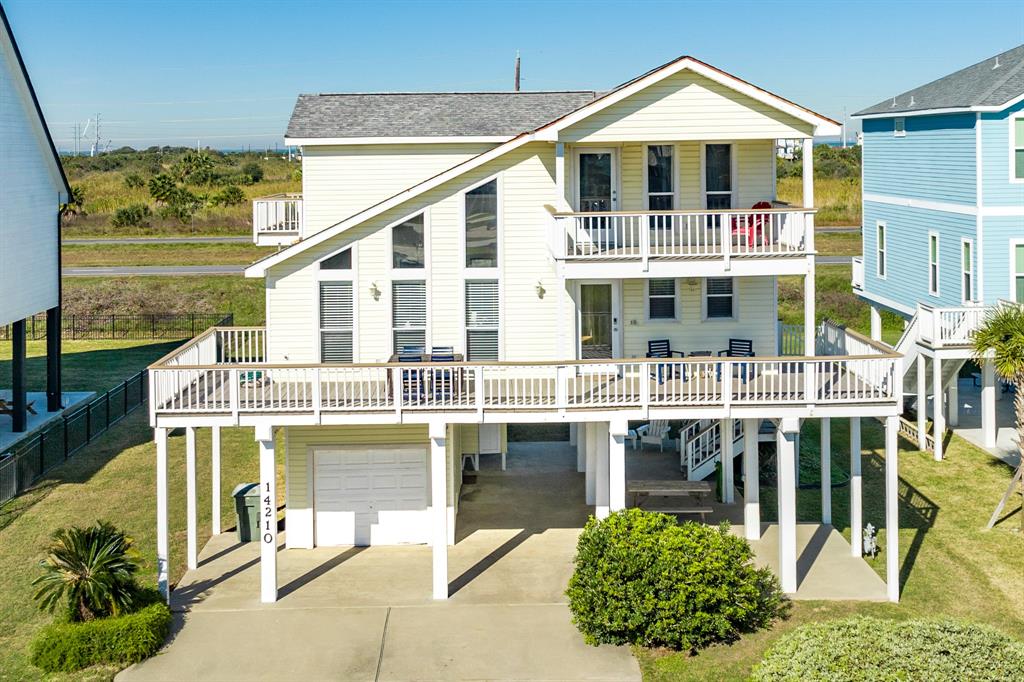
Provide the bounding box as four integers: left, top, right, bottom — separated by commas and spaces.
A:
286, 91, 599, 139
854, 44, 1024, 117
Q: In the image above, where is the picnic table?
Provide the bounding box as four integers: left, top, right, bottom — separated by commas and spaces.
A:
386, 352, 466, 401
627, 479, 714, 522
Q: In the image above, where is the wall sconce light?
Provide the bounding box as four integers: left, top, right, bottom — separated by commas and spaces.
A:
370, 282, 381, 301
535, 281, 546, 299
685, 277, 699, 287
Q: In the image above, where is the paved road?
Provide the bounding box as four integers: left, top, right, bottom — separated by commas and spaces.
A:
64, 236, 250, 245
817, 226, 859, 233
817, 256, 855, 265
64, 265, 246, 277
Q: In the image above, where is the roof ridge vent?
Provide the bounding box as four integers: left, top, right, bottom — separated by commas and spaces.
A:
891, 97, 897, 107
993, 56, 1001, 69
909, 95, 915, 106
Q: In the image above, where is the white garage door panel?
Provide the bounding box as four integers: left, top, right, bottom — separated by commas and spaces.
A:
314, 446, 429, 547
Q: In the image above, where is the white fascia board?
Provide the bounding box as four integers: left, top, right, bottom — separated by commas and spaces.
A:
863, 192, 977, 216
855, 288, 916, 317
285, 135, 512, 146
245, 132, 539, 277
853, 94, 1024, 120
537, 57, 840, 140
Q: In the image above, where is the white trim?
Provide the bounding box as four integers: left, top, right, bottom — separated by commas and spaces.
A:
855, 288, 916, 317
643, 278, 681, 322
575, 280, 622, 359
960, 237, 974, 304
976, 113, 985, 302
863, 192, 977, 215
982, 205, 1024, 216
928, 231, 940, 297
286, 135, 512, 146
701, 277, 737, 321
1009, 110, 1024, 184
876, 221, 887, 280
699, 141, 737, 209
313, 242, 359, 363
458, 172, 502, 275
852, 93, 1024, 119
1012, 238, 1024, 303
573, 147, 619, 210
388, 209, 429, 277
463, 278, 502, 361
641, 143, 679, 210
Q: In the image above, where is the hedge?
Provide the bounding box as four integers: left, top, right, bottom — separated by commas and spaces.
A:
566, 509, 785, 651
29, 600, 171, 673
752, 616, 1024, 681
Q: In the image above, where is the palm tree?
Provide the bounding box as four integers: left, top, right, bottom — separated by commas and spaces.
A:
32, 521, 140, 622
973, 303, 1024, 530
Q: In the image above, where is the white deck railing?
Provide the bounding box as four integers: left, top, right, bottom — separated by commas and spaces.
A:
918, 304, 990, 348
851, 256, 864, 290
148, 327, 899, 423
549, 208, 814, 266
252, 194, 301, 242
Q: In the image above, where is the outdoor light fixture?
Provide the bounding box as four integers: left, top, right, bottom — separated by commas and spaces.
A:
536, 281, 546, 299
370, 282, 381, 301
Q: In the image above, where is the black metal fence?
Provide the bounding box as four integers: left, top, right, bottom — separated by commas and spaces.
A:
0, 313, 233, 341
0, 371, 148, 506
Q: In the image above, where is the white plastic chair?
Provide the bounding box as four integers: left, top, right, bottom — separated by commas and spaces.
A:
635, 420, 671, 451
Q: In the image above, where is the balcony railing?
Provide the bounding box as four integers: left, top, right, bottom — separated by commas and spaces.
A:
851, 256, 864, 290
252, 194, 302, 245
149, 325, 899, 424
549, 207, 814, 268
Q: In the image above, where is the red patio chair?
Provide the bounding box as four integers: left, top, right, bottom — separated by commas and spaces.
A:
731, 201, 773, 247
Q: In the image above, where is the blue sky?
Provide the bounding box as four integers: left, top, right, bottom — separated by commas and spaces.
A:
6, 0, 1024, 150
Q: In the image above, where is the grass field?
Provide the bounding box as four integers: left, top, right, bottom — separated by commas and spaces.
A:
814, 230, 861, 256
778, 176, 860, 226
62, 243, 274, 267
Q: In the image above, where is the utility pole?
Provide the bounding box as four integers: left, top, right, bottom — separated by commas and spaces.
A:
842, 106, 848, 149
90, 113, 101, 157
514, 50, 521, 92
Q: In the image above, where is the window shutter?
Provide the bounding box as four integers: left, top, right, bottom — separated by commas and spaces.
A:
393, 280, 427, 352
465, 280, 499, 360
319, 282, 353, 362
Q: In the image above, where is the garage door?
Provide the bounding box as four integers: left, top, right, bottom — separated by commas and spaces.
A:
313, 446, 429, 546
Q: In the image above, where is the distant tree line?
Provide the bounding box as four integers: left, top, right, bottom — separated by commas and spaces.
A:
777, 144, 860, 180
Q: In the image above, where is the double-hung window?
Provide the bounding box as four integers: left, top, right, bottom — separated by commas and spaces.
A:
704, 144, 733, 210
465, 280, 499, 360
961, 239, 974, 303
318, 247, 354, 362
928, 233, 940, 296
465, 179, 498, 268
1013, 115, 1024, 181
647, 279, 676, 320
1015, 243, 1024, 302
392, 280, 427, 354
646, 145, 674, 210
876, 222, 887, 278
705, 278, 735, 319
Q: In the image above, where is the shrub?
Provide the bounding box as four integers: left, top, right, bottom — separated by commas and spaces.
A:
241, 161, 264, 183
110, 203, 152, 228
212, 185, 246, 206
566, 509, 785, 650
29, 599, 171, 672
147, 173, 177, 203
123, 173, 145, 189
752, 616, 1024, 681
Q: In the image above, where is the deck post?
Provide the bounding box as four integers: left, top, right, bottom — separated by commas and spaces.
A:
720, 419, 734, 503
609, 418, 627, 512
576, 422, 586, 473
850, 416, 862, 557
185, 427, 198, 570
46, 305, 61, 412
211, 426, 222, 535
595, 422, 610, 519
803, 267, 815, 357
916, 354, 927, 445
947, 378, 959, 427
742, 418, 760, 540
155, 427, 169, 602
585, 422, 597, 505
820, 417, 831, 525
884, 415, 900, 602
982, 359, 996, 448
256, 424, 277, 603
429, 421, 449, 600
11, 318, 26, 432
869, 306, 882, 342
776, 418, 799, 594
569, 422, 577, 447
932, 357, 944, 461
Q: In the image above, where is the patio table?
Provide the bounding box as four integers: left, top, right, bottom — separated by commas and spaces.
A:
627, 479, 714, 518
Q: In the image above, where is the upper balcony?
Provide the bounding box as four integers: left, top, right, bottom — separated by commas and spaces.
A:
547, 206, 815, 279
851, 256, 864, 291
252, 194, 302, 246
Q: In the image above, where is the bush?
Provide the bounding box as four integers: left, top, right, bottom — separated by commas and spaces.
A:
566, 509, 785, 650
110, 203, 152, 228
123, 173, 145, 189
147, 174, 177, 203
29, 598, 171, 672
752, 616, 1024, 681
241, 161, 263, 183
212, 185, 246, 206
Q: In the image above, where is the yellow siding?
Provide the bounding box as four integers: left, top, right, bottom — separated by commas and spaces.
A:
559, 70, 813, 143
301, 143, 496, 237
735, 140, 775, 207
622, 276, 778, 358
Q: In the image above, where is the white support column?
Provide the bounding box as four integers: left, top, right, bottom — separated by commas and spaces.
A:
884, 415, 900, 602
916, 354, 927, 445
155, 427, 169, 602
982, 359, 997, 448
850, 417, 863, 557
802, 136, 815, 358
802, 137, 814, 208
720, 419, 734, 503
803, 267, 816, 357
555, 142, 567, 208
870, 306, 882, 342
429, 422, 449, 600
947, 378, 959, 427
776, 418, 799, 594
256, 425, 277, 604
609, 418, 627, 512
569, 423, 578, 447
742, 418, 760, 540
932, 357, 945, 461
185, 426, 198, 571
595, 422, 610, 519
820, 417, 831, 525
211, 426, 222, 536
576, 422, 586, 473
585, 422, 596, 505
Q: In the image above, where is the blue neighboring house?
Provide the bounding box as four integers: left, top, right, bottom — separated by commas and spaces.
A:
850, 45, 1024, 462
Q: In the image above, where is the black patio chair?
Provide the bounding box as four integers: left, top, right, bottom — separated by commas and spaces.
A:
430, 351, 456, 400
398, 354, 425, 403
717, 338, 756, 384
646, 339, 685, 384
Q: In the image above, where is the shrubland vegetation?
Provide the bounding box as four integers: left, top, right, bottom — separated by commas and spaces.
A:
60, 147, 300, 236
777, 145, 861, 226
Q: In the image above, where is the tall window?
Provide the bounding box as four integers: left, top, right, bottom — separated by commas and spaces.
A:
319, 282, 353, 362
928, 233, 940, 296
647, 279, 676, 320
705, 278, 735, 319
465, 280, 499, 360
704, 144, 732, 209
876, 222, 887, 278
961, 240, 973, 303
1015, 243, 1024, 302
393, 214, 425, 269
465, 180, 498, 268
392, 280, 426, 353
1014, 116, 1024, 180
646, 145, 674, 210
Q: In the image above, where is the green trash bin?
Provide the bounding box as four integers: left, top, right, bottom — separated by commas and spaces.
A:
232, 483, 260, 543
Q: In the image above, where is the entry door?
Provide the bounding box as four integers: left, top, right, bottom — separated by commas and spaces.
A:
578, 282, 621, 359
576, 150, 617, 212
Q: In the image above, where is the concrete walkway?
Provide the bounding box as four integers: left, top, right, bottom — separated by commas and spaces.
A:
947, 378, 1020, 466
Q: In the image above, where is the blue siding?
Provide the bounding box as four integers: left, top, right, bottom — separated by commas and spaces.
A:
862, 114, 976, 204
981, 215, 1024, 302
861, 200, 977, 310
981, 98, 1024, 207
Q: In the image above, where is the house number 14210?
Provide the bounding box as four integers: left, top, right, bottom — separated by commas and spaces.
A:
263, 482, 273, 544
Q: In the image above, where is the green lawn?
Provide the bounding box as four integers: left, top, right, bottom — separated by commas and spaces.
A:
63, 243, 274, 268
814, 230, 861, 257
778, 176, 860, 226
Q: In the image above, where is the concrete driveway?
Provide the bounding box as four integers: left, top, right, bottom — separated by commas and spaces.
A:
118, 443, 640, 681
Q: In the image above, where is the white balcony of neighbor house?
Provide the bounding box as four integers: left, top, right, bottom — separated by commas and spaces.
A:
851, 256, 864, 291
916, 300, 1022, 351
252, 194, 302, 246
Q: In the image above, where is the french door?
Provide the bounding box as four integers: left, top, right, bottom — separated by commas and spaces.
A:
578, 281, 621, 360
